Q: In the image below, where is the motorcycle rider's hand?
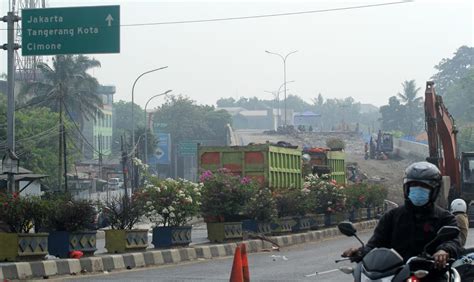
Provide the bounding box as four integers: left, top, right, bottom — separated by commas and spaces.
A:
342, 247, 360, 259
433, 250, 449, 269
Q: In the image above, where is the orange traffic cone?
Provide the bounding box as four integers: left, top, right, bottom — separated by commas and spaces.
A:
230, 245, 243, 282
240, 244, 250, 282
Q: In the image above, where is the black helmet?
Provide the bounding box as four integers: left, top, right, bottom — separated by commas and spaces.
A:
403, 161, 442, 203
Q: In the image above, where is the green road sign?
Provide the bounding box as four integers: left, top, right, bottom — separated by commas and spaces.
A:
178, 142, 197, 156
22, 5, 120, 56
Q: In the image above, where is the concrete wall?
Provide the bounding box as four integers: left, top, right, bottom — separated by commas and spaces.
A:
393, 138, 429, 161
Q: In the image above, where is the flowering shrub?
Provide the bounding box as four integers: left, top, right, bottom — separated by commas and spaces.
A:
305, 174, 345, 214
273, 186, 310, 217
200, 169, 256, 222
344, 184, 367, 210
365, 184, 388, 208
0, 192, 33, 233
244, 187, 278, 222
44, 194, 97, 232
143, 177, 201, 227
100, 192, 147, 230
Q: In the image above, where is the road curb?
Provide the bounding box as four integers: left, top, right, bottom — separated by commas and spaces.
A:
0, 220, 377, 280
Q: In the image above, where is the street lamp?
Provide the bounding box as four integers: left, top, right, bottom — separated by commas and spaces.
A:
265, 80, 295, 128
144, 90, 172, 166
131, 66, 168, 153
2, 148, 19, 193
265, 50, 298, 126
131, 66, 168, 190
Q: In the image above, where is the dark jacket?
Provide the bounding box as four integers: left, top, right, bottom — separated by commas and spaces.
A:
363, 203, 462, 261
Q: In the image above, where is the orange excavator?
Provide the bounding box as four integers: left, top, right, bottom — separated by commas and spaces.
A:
424, 81, 474, 222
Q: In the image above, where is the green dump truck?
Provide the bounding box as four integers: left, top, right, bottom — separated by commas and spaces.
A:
198, 143, 303, 189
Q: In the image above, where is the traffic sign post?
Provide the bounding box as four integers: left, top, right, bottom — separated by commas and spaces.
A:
22, 5, 120, 55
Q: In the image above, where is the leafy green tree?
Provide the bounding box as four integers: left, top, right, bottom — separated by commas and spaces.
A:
379, 96, 405, 132
112, 100, 145, 156
397, 80, 423, 135
18, 55, 102, 157
19, 55, 102, 128
152, 95, 232, 144
444, 69, 474, 122
432, 46, 474, 97
216, 97, 237, 107
0, 93, 75, 189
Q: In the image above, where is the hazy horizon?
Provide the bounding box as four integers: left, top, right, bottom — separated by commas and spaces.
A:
1, 0, 472, 109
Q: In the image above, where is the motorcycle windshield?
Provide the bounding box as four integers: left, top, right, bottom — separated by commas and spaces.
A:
362, 248, 404, 279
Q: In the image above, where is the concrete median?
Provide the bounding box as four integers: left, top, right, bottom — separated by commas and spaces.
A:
0, 220, 377, 280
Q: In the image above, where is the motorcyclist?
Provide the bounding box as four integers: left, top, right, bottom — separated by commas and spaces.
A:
342, 161, 462, 273
450, 198, 469, 247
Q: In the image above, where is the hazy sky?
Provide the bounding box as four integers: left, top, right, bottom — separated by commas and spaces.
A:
1, 0, 473, 110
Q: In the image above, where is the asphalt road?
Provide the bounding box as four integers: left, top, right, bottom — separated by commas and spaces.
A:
67, 227, 474, 282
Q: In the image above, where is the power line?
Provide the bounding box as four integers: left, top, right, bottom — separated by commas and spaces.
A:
15, 93, 56, 111
63, 102, 102, 155
0, 1, 412, 31
122, 1, 412, 27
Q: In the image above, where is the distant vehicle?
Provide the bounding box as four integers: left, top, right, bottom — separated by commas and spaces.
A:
369, 130, 393, 160
107, 177, 123, 190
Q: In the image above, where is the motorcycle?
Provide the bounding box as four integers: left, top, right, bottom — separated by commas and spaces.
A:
452, 247, 474, 281
337, 221, 461, 282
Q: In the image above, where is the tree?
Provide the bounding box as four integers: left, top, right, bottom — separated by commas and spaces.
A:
19, 55, 103, 158
112, 100, 145, 156
19, 55, 102, 127
216, 97, 236, 107
397, 80, 423, 136
432, 46, 474, 97
379, 96, 405, 132
152, 95, 232, 144
444, 69, 474, 122
0, 93, 75, 189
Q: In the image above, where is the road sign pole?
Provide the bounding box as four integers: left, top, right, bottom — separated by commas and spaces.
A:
2, 12, 21, 193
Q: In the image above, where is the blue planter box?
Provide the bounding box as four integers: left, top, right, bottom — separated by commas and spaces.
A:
242, 219, 272, 235
292, 216, 311, 232
152, 226, 192, 248
48, 231, 97, 259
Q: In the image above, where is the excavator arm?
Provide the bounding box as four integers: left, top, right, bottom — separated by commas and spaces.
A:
424, 81, 460, 195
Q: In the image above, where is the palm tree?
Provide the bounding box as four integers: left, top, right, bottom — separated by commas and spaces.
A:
19, 55, 103, 191
20, 55, 102, 127
397, 80, 423, 136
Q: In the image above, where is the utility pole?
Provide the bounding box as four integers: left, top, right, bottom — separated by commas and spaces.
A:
62, 106, 68, 193
121, 136, 129, 199
98, 134, 103, 180
2, 12, 21, 193
58, 90, 63, 192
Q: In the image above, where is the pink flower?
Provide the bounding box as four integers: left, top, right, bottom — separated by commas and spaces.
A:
199, 170, 214, 182
240, 177, 251, 185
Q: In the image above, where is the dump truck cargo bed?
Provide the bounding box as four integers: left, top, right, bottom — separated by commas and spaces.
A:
198, 144, 302, 189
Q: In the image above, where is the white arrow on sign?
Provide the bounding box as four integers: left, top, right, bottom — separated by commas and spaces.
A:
105, 14, 114, 26
155, 148, 164, 159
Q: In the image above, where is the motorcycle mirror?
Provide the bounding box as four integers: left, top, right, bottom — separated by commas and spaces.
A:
338, 221, 357, 237
423, 226, 460, 253
339, 266, 354, 274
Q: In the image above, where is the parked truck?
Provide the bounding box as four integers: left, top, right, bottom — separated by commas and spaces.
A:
198, 143, 303, 189
302, 147, 346, 185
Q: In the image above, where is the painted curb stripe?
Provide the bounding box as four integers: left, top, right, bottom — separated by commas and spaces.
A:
0, 220, 379, 280
16, 262, 32, 280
